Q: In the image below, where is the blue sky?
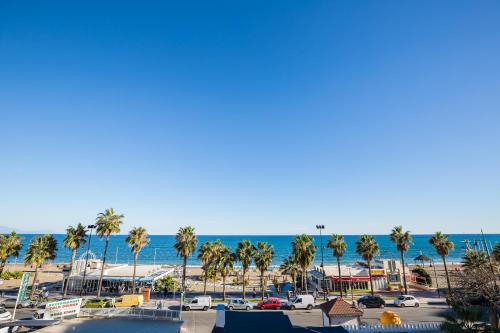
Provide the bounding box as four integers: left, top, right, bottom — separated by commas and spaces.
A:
1, 1, 499, 235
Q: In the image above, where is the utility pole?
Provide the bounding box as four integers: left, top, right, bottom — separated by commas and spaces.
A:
81, 224, 96, 295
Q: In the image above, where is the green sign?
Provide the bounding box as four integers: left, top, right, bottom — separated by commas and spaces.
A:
17, 272, 31, 302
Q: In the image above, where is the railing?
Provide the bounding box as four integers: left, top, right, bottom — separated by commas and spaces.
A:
78, 307, 181, 321
343, 322, 442, 333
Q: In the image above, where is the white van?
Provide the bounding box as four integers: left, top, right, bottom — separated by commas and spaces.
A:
286, 294, 314, 310
183, 296, 212, 311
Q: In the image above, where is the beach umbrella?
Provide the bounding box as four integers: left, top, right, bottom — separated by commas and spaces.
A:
413, 254, 431, 266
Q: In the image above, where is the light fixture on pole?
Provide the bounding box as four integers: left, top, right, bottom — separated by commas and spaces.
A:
316, 224, 326, 299
81, 224, 96, 295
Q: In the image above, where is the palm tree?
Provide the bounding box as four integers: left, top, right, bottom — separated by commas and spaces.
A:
292, 234, 316, 294
389, 226, 412, 294
198, 241, 214, 295
235, 240, 256, 299
462, 250, 489, 271
0, 232, 22, 274
63, 223, 87, 296
493, 242, 500, 262
217, 245, 235, 301
95, 208, 124, 297
210, 240, 223, 296
174, 226, 197, 292
254, 242, 274, 300
355, 235, 380, 296
429, 232, 454, 296
280, 256, 300, 294
126, 227, 150, 294
24, 235, 57, 298
327, 234, 347, 298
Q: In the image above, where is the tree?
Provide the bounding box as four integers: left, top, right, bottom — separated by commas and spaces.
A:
235, 240, 256, 299
210, 240, 223, 296
217, 245, 235, 301
24, 235, 57, 298
254, 242, 274, 300
429, 232, 454, 296
198, 241, 214, 295
493, 243, 500, 262
63, 223, 87, 297
174, 226, 197, 292
441, 304, 491, 333
280, 256, 300, 293
463, 250, 489, 271
126, 227, 150, 294
95, 208, 124, 297
292, 234, 316, 294
389, 226, 412, 294
449, 252, 499, 329
355, 235, 380, 296
154, 275, 179, 294
327, 234, 347, 298
0, 232, 22, 275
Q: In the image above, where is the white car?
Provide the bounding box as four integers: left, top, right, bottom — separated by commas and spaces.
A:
285, 294, 315, 310
394, 295, 420, 307
0, 307, 12, 322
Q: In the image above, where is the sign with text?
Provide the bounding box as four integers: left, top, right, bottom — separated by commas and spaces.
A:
44, 298, 82, 320
17, 272, 31, 302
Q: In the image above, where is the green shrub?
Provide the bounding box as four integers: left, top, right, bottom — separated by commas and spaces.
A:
412, 267, 432, 286
0, 271, 24, 280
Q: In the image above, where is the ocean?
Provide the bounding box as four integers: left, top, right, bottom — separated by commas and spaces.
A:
11, 234, 500, 267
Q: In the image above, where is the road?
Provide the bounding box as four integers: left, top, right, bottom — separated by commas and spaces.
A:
181, 303, 452, 333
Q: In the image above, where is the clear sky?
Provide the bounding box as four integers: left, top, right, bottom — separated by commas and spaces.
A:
1, 1, 499, 235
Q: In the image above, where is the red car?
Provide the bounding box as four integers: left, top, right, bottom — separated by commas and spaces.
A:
256, 298, 282, 310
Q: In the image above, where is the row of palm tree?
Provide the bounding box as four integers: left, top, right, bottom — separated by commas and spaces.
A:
280, 228, 457, 298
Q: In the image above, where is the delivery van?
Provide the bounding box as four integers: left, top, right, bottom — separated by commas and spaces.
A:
183, 296, 211, 311
114, 294, 144, 308
285, 294, 314, 310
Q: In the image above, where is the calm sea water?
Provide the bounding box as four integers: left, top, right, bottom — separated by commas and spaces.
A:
11, 234, 500, 267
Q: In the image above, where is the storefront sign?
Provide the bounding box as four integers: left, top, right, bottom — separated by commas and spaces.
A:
44, 298, 82, 320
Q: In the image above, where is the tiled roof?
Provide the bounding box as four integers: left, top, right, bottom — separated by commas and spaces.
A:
320, 298, 363, 317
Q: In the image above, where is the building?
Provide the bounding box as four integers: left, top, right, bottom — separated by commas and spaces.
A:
63, 251, 176, 293
320, 298, 363, 327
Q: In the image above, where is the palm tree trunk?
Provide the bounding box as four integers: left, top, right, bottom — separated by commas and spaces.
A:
303, 268, 308, 294
222, 275, 226, 301
0, 259, 6, 275
292, 274, 297, 294
489, 304, 499, 329
260, 271, 265, 300
30, 266, 39, 299
203, 268, 208, 295
368, 260, 374, 296
400, 251, 408, 295
213, 268, 216, 296
132, 252, 138, 294
242, 268, 246, 299
442, 256, 452, 296
182, 256, 187, 292
97, 237, 109, 297
63, 250, 76, 297
337, 256, 343, 298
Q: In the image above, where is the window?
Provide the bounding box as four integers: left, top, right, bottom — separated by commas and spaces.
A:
192, 299, 198, 304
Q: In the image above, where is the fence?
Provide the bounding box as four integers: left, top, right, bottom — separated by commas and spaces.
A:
343, 322, 442, 333
78, 307, 181, 321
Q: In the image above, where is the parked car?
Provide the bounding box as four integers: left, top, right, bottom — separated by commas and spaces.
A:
357, 295, 385, 308
83, 298, 113, 308
114, 295, 143, 308
394, 295, 419, 307
183, 296, 211, 311
226, 298, 253, 311
256, 298, 282, 310
0, 307, 12, 322
1, 297, 32, 309
285, 294, 314, 310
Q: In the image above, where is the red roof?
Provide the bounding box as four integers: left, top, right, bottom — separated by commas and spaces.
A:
320, 298, 363, 317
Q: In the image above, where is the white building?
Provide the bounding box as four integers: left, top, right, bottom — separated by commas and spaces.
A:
320, 297, 363, 327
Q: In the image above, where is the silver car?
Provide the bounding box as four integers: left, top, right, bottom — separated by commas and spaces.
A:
226, 298, 253, 311
1, 297, 32, 308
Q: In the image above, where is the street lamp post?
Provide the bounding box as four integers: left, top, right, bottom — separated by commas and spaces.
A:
316, 224, 326, 300
431, 258, 440, 298
81, 224, 96, 295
